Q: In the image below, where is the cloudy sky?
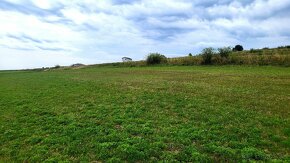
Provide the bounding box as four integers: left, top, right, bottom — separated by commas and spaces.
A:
0, 0, 290, 70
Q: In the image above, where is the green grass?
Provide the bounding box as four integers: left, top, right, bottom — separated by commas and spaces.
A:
0, 66, 289, 162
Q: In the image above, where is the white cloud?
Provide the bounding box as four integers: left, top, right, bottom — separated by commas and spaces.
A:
0, 48, 93, 70
3, 0, 29, 5
0, 0, 290, 70
30, 0, 55, 10
207, 0, 290, 18
0, 9, 84, 51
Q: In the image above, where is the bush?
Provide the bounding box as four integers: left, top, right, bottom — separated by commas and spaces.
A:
277, 45, 290, 49
54, 65, 61, 69
146, 53, 167, 65
249, 48, 255, 53
233, 45, 243, 51
241, 147, 268, 161
188, 53, 193, 57
218, 47, 232, 58
201, 47, 216, 65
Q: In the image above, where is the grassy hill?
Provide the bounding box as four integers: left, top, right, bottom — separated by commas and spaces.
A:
88, 46, 290, 68
0, 65, 289, 162
169, 46, 290, 66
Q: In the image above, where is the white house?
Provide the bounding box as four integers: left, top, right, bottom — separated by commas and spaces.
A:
122, 57, 132, 62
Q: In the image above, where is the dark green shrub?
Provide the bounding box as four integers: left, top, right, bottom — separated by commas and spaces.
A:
188, 53, 193, 57
201, 47, 215, 65
218, 47, 232, 58
54, 65, 61, 69
277, 45, 290, 49
241, 147, 268, 161
146, 53, 167, 65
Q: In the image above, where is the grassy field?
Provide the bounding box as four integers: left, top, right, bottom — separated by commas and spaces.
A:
0, 66, 289, 162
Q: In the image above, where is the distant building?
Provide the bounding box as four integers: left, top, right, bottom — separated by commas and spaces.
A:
122, 57, 132, 62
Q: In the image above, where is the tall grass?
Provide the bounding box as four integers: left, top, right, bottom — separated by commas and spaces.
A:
167, 47, 290, 66
167, 56, 203, 65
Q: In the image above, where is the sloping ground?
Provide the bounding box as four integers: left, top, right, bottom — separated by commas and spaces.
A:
90, 47, 290, 67
0, 66, 289, 162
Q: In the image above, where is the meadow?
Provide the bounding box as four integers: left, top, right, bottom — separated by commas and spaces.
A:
0, 66, 289, 162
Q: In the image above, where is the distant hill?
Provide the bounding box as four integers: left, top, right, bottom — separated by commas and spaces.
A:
89, 46, 290, 68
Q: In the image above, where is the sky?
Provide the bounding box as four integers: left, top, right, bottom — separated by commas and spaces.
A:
0, 0, 290, 70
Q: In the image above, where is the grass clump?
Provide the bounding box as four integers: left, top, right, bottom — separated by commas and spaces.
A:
241, 147, 269, 161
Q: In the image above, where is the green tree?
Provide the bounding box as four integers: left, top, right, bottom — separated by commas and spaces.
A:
233, 45, 243, 51
201, 47, 215, 65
